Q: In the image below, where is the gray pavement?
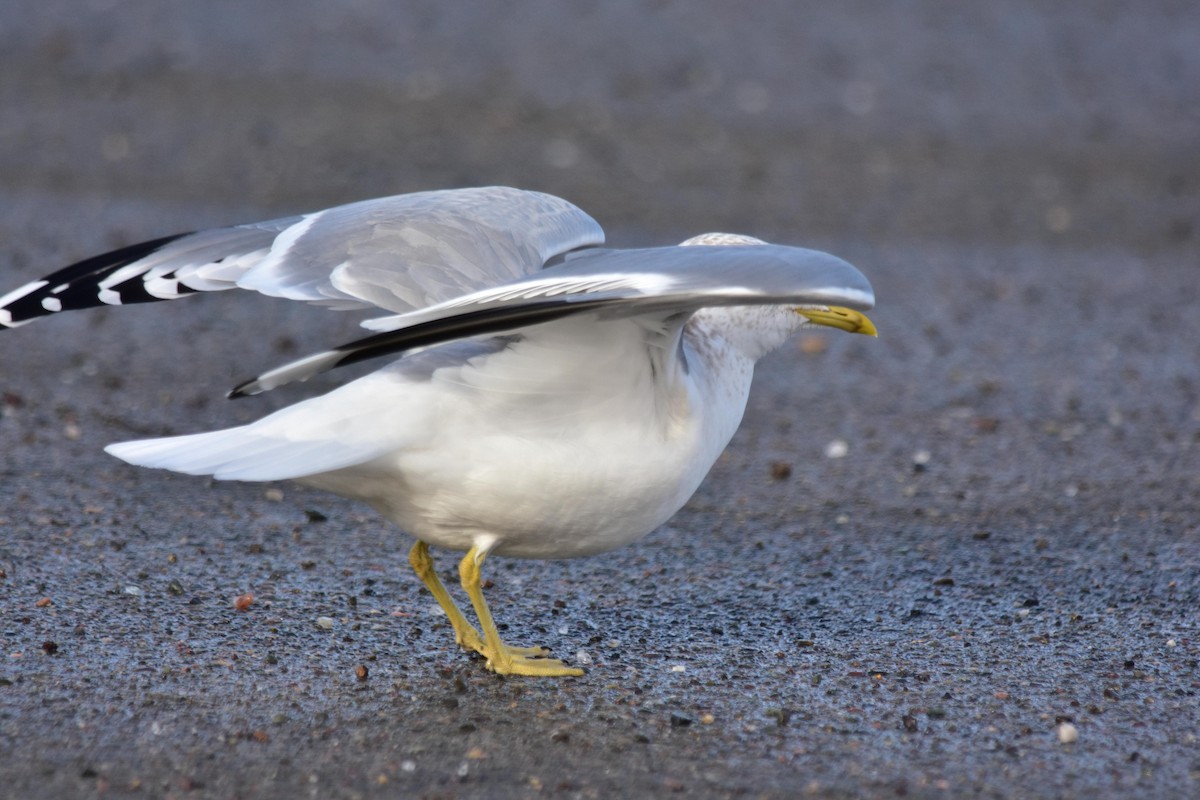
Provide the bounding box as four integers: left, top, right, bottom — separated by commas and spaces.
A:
1, 3, 1198, 798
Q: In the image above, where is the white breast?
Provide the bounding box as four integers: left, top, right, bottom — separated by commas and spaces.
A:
301, 315, 756, 559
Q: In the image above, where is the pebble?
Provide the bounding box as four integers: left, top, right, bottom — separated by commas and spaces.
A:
315, 616, 335, 630
824, 439, 849, 459
1057, 722, 1079, 744
798, 334, 828, 355
123, 585, 143, 596
264, 488, 284, 502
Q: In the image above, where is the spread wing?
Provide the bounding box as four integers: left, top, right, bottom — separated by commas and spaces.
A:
0, 187, 604, 327
231, 243, 876, 396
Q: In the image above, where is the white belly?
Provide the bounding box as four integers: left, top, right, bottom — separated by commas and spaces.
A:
304, 342, 752, 558
298, 316, 756, 558
304, 390, 727, 558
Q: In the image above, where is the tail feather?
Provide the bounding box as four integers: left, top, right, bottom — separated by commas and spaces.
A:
106, 425, 392, 483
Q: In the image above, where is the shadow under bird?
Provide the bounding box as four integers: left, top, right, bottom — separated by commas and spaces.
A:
1, 186, 876, 676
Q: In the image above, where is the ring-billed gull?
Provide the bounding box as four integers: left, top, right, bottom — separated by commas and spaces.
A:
1, 186, 876, 677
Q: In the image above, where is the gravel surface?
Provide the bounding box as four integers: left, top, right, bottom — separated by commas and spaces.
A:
2, 3, 1198, 798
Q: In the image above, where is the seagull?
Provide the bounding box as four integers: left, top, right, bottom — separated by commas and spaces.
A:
0, 186, 876, 677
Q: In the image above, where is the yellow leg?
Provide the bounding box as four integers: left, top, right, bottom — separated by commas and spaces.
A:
408, 541, 487, 653
458, 545, 584, 677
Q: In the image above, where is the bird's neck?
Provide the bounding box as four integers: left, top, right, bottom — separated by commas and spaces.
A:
690, 305, 805, 362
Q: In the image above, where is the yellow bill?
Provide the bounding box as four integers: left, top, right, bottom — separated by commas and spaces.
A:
796, 306, 878, 337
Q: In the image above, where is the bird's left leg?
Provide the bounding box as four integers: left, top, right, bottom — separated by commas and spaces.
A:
458, 544, 584, 677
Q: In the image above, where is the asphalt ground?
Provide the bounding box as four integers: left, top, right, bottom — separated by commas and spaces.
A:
1, 3, 1198, 798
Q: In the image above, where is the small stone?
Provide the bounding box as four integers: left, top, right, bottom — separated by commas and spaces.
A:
575, 649, 593, 665
315, 616, 335, 630
1057, 722, 1079, 744
123, 585, 143, 596
669, 713, 693, 728
35, 597, 52, 608
234, 593, 254, 611
264, 488, 284, 502
799, 334, 828, 355
400, 761, 416, 773
769, 461, 793, 480
167, 580, 185, 596
824, 439, 849, 459
42, 640, 58, 655
355, 664, 369, 682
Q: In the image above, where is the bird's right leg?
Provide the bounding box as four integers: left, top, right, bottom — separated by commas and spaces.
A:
458, 544, 583, 677
407, 540, 488, 654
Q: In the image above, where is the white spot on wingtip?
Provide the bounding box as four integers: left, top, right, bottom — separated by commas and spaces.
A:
0, 279, 48, 309
41, 297, 62, 312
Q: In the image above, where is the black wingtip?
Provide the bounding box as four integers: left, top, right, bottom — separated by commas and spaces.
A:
226, 381, 257, 399
0, 232, 192, 327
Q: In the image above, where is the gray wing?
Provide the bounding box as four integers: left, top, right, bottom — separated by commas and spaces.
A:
232, 243, 875, 395
0, 187, 604, 328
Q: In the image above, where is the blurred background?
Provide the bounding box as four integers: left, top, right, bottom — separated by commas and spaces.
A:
4, 1, 1196, 250
2, 2, 1198, 798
